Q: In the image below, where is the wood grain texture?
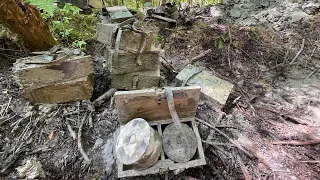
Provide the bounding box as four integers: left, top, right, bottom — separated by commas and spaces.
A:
106, 47, 161, 74
111, 67, 160, 90
114, 86, 201, 124
0, 0, 55, 51
13, 55, 93, 104
13, 55, 93, 90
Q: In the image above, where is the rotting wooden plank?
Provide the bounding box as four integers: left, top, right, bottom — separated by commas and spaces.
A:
23, 76, 93, 104
176, 64, 234, 109
114, 86, 201, 124
104, 47, 162, 74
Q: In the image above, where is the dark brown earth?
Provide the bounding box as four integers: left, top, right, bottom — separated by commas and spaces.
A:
1, 9, 320, 180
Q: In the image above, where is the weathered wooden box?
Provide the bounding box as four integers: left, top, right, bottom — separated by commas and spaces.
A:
96, 23, 118, 45
104, 6, 133, 23
176, 65, 234, 109
97, 24, 153, 53
114, 86, 206, 178
111, 66, 160, 90
104, 47, 162, 74
13, 55, 93, 104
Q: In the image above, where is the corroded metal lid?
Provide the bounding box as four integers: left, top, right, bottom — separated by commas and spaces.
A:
116, 118, 151, 165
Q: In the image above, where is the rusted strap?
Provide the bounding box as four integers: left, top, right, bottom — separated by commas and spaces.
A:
164, 87, 182, 130
181, 69, 203, 87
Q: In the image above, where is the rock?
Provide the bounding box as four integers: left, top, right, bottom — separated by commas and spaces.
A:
210, 6, 223, 18
302, 2, 320, 15
290, 11, 309, 23
16, 158, 45, 179
102, 129, 119, 176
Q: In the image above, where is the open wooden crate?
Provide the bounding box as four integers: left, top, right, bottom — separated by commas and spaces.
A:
114, 86, 206, 178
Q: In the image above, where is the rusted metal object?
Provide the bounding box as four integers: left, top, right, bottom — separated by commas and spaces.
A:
114, 87, 206, 178
162, 123, 197, 163
116, 118, 162, 170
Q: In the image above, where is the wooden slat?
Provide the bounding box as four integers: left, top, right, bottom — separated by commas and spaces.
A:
114, 86, 201, 124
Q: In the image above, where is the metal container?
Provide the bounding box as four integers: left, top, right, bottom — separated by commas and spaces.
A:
116, 118, 162, 170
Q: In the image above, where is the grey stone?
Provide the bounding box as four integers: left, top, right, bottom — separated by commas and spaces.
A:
290, 11, 309, 23
302, 2, 320, 15
102, 129, 119, 176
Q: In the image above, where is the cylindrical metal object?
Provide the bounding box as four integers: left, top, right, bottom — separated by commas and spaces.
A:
162, 122, 197, 162
116, 118, 162, 170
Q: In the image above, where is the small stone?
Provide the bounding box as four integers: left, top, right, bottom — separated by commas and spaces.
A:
290, 11, 309, 23
16, 158, 45, 179
302, 2, 320, 15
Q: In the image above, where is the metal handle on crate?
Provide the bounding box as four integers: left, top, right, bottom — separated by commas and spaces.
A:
164, 87, 182, 130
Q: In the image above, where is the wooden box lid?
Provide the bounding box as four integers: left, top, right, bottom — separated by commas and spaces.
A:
114, 86, 201, 124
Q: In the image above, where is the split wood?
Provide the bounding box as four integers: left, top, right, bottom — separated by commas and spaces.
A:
78, 112, 90, 162
195, 118, 255, 158
92, 88, 117, 108
272, 139, 320, 146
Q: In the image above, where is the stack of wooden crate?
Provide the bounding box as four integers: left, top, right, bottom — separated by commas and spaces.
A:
97, 13, 163, 90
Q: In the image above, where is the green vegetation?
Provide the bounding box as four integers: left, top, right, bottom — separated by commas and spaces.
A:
48, 3, 97, 49
25, 0, 56, 16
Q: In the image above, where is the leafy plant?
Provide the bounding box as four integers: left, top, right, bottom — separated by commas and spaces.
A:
47, 3, 97, 48
72, 40, 87, 49
25, 0, 56, 17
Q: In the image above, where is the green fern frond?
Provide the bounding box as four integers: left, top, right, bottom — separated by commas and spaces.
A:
24, 0, 56, 16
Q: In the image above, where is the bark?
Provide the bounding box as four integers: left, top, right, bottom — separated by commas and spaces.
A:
112, 0, 118, 6
0, 0, 55, 52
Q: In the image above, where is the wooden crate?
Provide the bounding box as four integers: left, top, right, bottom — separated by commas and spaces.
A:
111, 66, 160, 90
97, 24, 154, 52
13, 55, 93, 104
114, 86, 206, 177
104, 47, 162, 74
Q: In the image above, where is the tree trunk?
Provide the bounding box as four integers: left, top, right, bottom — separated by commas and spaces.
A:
0, 0, 55, 52
112, 0, 118, 6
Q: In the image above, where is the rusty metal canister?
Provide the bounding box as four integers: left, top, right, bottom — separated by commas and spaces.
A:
116, 118, 162, 170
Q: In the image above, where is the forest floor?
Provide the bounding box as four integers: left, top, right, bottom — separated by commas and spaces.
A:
1, 4, 320, 180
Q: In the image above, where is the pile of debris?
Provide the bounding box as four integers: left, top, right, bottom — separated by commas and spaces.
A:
97, 6, 164, 90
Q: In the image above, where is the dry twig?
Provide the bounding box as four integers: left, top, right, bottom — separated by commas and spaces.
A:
254, 104, 317, 126
66, 119, 76, 139
195, 118, 254, 158
272, 139, 320, 146
78, 112, 90, 162
190, 49, 212, 64
237, 155, 251, 180
289, 38, 305, 65
92, 88, 117, 108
